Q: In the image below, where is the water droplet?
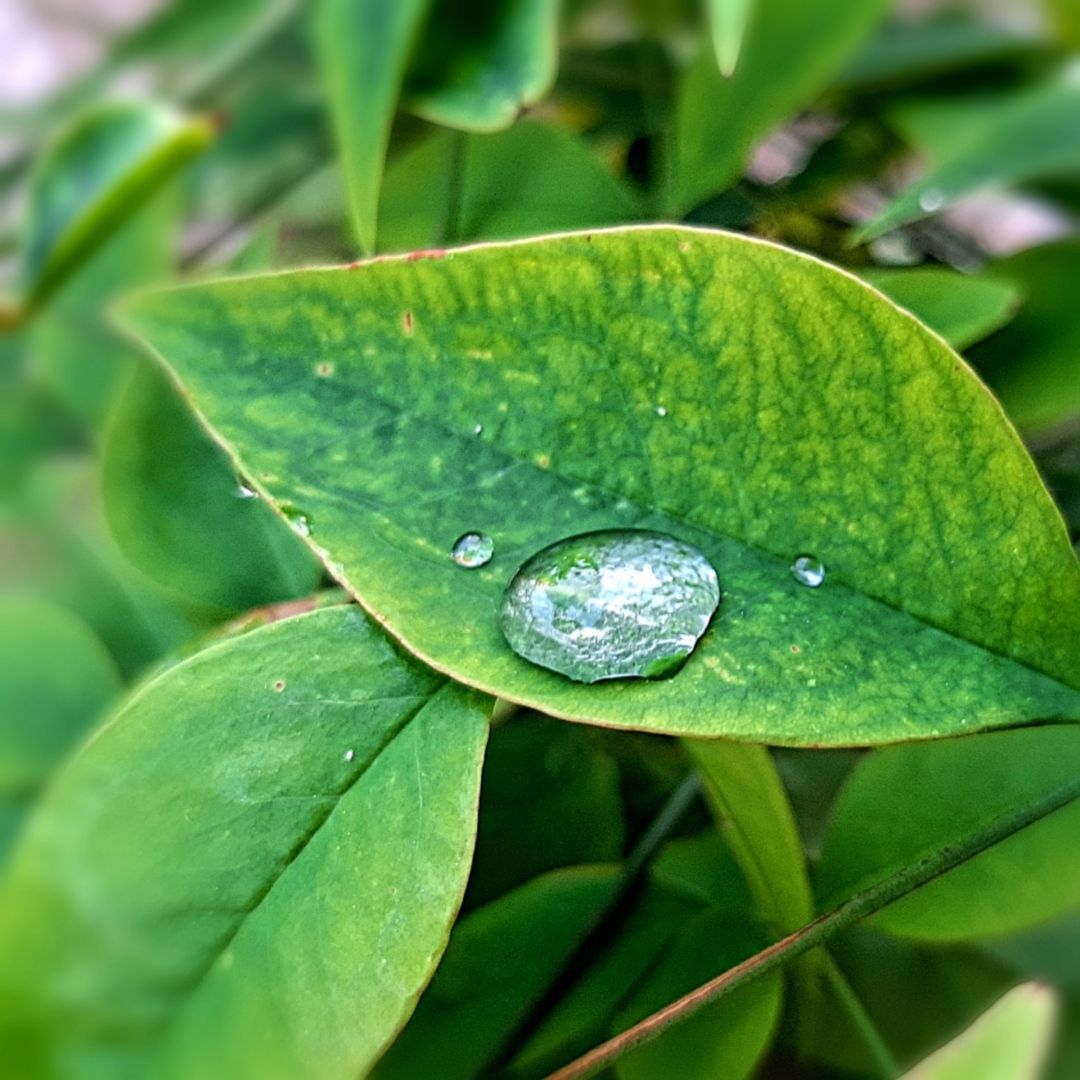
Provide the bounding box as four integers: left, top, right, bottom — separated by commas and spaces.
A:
655, 405, 668, 417
918, 187, 946, 213
472, 424, 484, 435
499, 529, 720, 683
281, 504, 312, 537
235, 483, 257, 500
451, 532, 494, 568
344, 749, 355, 763
790, 554, 825, 588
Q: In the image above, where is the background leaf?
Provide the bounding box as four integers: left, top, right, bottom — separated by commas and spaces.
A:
818, 725, 1080, 941
101, 363, 321, 614
19, 101, 211, 318
121, 227, 1080, 745
671, 0, 888, 213
706, 0, 753, 78
0, 605, 490, 1079
865, 267, 1021, 351
404, 0, 559, 132
313, 0, 430, 255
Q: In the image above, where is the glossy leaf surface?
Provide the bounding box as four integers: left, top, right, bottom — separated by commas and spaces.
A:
818, 726, 1080, 940
119, 226, 1080, 745
0, 606, 490, 1078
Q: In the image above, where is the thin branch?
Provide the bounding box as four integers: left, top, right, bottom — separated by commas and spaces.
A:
545, 771, 1080, 1080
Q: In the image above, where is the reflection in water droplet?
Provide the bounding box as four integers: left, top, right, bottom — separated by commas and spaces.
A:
918, 187, 946, 213
472, 424, 484, 435
344, 749, 355, 763
451, 532, 494, 568
790, 554, 825, 587
235, 483, 257, 500
655, 405, 668, 417
281, 505, 312, 537
499, 529, 720, 683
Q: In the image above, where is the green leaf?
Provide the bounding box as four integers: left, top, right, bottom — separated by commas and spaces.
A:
374, 865, 621, 1079
313, 0, 430, 255
902, 982, 1057, 1080
404, 0, 559, 132
379, 121, 642, 251
856, 76, 1080, 242
683, 740, 812, 934
707, 0, 753, 78
0, 601, 120, 857
119, 227, 1080, 745
466, 711, 625, 909
101, 363, 321, 613
19, 101, 211, 319
864, 268, 1022, 351
969, 241, 1080, 430
818, 725, 1080, 941
0, 605, 490, 1078
671, 0, 888, 212
611, 906, 782, 1080
1047, 0, 1080, 47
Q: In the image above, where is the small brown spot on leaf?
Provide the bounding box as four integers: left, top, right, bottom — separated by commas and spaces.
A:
406, 248, 446, 262
790, 644, 801, 654
402, 310, 414, 335
272, 679, 286, 692
316, 362, 334, 377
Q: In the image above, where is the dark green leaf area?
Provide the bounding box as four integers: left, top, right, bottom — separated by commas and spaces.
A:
464, 711, 625, 910
819, 725, 1080, 940
102, 363, 321, 613
121, 228, 1080, 744
0, 606, 490, 1080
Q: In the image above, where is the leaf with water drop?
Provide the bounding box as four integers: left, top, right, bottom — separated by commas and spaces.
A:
0, 605, 491, 1077
119, 226, 1080, 745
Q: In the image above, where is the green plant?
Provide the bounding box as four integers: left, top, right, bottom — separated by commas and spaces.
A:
2, 1, 1079, 1078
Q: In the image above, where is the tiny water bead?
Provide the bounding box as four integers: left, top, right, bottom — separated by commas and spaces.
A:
655, 405, 668, 417
281, 504, 312, 537
918, 187, 947, 213
235, 482, 257, 500
790, 554, 825, 588
499, 529, 720, 684
451, 532, 495, 568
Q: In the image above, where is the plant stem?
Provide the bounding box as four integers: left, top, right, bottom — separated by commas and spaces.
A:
544, 772, 1080, 1080
483, 773, 702, 1077
819, 949, 899, 1079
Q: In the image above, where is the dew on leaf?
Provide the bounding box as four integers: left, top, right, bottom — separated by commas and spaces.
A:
655, 405, 668, 417
344, 749, 355, 763
498, 529, 720, 683
790, 554, 825, 587
472, 424, 484, 435
451, 532, 494, 568
235, 482, 257, 500
918, 187, 946, 213
280, 504, 312, 537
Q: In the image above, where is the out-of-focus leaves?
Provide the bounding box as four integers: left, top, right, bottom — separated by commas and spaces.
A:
671, 0, 888, 212
902, 982, 1057, 1080
0, 458, 200, 677
379, 121, 641, 250
404, 0, 559, 131
970, 241, 1080, 430
30, 187, 178, 433
0, 601, 120, 857
101, 363, 321, 614
818, 726, 1080, 941
839, 14, 1040, 88
866, 267, 1022, 350
707, 0, 753, 78
857, 76, 1080, 241
984, 908, 1080, 993
18, 101, 211, 320
465, 711, 625, 910
313, 0, 430, 255
1047, 0, 1080, 47
0, 606, 490, 1079
374, 865, 622, 1080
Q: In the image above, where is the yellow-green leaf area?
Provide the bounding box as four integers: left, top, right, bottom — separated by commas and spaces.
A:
119, 226, 1080, 745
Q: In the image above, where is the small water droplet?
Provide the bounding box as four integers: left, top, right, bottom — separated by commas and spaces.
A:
344, 749, 355, 763
790, 554, 825, 588
472, 424, 484, 435
235, 483, 257, 499
451, 532, 494, 568
281, 504, 312, 537
499, 529, 720, 683
655, 405, 668, 417
918, 187, 946, 213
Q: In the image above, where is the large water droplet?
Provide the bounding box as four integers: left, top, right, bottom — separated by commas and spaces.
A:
918, 187, 946, 213
281, 504, 312, 537
451, 532, 494, 568
499, 529, 720, 683
790, 554, 825, 587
